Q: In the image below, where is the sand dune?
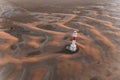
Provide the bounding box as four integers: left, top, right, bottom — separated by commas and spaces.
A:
0, 0, 120, 80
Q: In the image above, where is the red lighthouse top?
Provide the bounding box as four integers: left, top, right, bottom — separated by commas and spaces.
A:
72, 31, 77, 41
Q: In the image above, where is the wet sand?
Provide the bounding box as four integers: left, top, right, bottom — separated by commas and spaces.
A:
0, 0, 120, 80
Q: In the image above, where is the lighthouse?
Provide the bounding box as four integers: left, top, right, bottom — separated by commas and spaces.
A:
69, 31, 77, 52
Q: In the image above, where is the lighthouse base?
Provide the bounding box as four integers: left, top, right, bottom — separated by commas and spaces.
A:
65, 44, 79, 53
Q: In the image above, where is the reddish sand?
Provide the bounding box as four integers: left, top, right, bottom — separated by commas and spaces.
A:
0, 1, 120, 80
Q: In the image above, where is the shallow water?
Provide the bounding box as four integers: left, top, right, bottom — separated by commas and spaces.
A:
0, 0, 120, 80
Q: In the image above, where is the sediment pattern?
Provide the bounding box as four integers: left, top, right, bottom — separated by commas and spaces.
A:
0, 2, 120, 80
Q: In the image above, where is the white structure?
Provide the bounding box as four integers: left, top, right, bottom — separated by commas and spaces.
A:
69, 31, 77, 52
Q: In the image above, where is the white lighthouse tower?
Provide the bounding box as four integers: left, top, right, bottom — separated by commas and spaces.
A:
69, 31, 77, 52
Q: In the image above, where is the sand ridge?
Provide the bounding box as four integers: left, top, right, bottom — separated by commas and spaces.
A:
0, 1, 120, 80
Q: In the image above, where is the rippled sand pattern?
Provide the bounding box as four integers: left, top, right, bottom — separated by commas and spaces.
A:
0, 3, 120, 80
